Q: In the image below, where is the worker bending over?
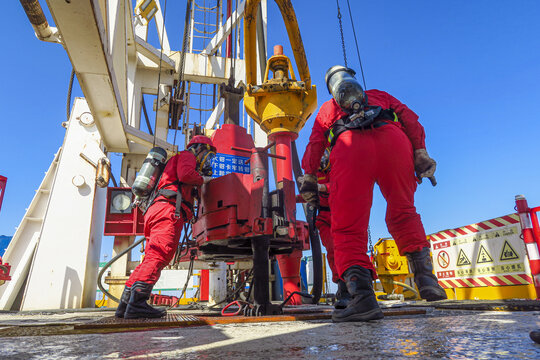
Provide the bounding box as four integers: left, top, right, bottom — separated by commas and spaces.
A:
301, 66, 446, 322
315, 149, 351, 309
116, 135, 216, 319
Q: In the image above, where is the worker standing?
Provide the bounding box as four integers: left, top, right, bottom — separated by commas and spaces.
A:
115, 135, 216, 319
315, 149, 351, 309
300, 66, 446, 322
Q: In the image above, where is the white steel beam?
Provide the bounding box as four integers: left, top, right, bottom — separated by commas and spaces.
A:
46, 0, 129, 152
0, 149, 61, 310
21, 99, 106, 310
127, 52, 139, 129
153, 0, 171, 54
107, 0, 129, 120
135, 36, 175, 69
175, 53, 245, 85
205, 98, 225, 130
125, 124, 177, 153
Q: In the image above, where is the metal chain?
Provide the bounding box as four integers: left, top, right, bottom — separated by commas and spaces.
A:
336, 0, 348, 68
337, 0, 372, 257
367, 225, 374, 256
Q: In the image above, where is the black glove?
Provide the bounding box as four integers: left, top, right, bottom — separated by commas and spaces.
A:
299, 174, 319, 207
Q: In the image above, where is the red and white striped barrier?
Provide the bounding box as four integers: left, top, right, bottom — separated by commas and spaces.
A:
430, 214, 520, 241
439, 274, 532, 289
515, 195, 540, 298
430, 211, 536, 296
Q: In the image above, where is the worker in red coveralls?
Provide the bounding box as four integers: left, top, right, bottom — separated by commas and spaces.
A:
315, 148, 351, 309
116, 135, 216, 319
300, 66, 446, 323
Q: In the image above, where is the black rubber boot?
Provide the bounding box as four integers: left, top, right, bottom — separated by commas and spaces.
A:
124, 281, 166, 319
406, 247, 447, 301
114, 286, 131, 318
332, 266, 384, 322
334, 280, 351, 309
530, 329, 540, 344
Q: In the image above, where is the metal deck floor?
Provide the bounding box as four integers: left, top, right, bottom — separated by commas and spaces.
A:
0, 305, 539, 359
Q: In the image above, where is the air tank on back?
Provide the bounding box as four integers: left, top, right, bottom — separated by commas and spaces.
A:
132, 147, 168, 198
325, 65, 365, 113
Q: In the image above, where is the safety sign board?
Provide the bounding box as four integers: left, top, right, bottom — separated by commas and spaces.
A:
476, 245, 493, 264
429, 214, 533, 288
500, 241, 519, 261
437, 251, 449, 269
211, 153, 250, 178
457, 249, 471, 266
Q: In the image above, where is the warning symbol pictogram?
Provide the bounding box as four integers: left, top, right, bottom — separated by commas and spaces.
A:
500, 241, 519, 261
437, 251, 450, 269
457, 249, 471, 266
476, 245, 494, 264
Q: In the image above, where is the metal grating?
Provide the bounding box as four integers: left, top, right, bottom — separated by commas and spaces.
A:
75, 307, 427, 332
75, 314, 206, 330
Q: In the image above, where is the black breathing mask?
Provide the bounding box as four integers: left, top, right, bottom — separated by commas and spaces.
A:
190, 144, 216, 177
199, 151, 216, 176
319, 147, 331, 173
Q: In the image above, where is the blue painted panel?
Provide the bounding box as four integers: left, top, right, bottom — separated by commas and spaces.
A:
211, 153, 250, 177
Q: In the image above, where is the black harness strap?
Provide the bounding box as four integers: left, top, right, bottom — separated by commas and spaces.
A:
326, 107, 398, 147
144, 180, 193, 219
142, 156, 166, 168
175, 188, 184, 219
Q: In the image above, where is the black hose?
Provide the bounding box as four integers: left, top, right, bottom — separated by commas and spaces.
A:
97, 237, 146, 303
110, 171, 118, 187
291, 141, 323, 304
306, 205, 323, 304
280, 290, 313, 307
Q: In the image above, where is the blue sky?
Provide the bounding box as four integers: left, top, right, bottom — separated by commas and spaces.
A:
1, 1, 540, 260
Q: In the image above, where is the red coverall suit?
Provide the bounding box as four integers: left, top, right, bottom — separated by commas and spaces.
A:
316, 171, 339, 283
302, 89, 429, 278
126, 151, 203, 286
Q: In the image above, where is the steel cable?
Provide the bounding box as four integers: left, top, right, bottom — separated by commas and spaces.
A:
172, 0, 193, 145
66, 68, 75, 121
152, 0, 169, 147
345, 0, 367, 89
